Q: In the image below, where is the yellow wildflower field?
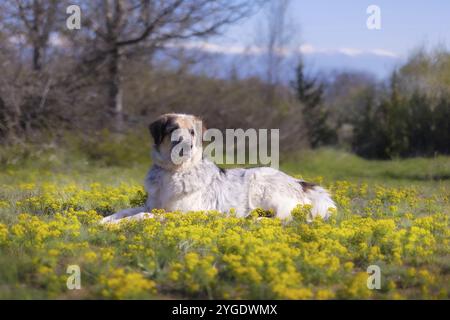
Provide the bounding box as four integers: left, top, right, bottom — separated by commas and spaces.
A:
0, 154, 449, 299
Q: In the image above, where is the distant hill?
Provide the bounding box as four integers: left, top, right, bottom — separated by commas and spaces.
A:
156, 45, 403, 82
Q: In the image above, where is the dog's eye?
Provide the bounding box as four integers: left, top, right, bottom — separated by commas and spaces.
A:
189, 129, 195, 136
166, 126, 177, 135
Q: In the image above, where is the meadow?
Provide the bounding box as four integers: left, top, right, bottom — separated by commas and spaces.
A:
0, 144, 448, 299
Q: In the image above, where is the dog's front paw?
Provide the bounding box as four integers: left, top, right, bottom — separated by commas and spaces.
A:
100, 215, 116, 224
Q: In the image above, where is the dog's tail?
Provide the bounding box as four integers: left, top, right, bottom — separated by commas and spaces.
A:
299, 181, 336, 220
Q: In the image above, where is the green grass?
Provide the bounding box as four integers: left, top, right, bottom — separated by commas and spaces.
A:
0, 145, 448, 299
282, 148, 450, 184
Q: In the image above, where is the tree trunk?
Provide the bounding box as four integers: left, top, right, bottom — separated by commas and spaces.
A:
108, 46, 123, 131
32, 46, 41, 71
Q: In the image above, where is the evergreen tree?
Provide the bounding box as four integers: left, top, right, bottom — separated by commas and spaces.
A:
293, 62, 336, 148
384, 71, 409, 158
433, 97, 450, 154
406, 91, 433, 156
352, 92, 390, 159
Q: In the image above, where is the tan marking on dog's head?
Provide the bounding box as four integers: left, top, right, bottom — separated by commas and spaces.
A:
149, 114, 206, 146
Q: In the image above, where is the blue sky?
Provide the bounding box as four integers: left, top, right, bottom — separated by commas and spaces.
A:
196, 0, 450, 78
223, 0, 450, 57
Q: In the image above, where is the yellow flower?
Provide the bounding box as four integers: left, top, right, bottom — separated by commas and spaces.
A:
0, 179, 448, 299
83, 251, 97, 263
100, 248, 115, 262
0, 223, 8, 243
48, 249, 60, 257
344, 262, 354, 272
316, 289, 336, 300
100, 268, 156, 299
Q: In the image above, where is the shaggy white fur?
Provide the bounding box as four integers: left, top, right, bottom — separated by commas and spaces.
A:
101, 114, 336, 224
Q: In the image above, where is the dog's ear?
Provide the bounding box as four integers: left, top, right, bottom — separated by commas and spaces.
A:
149, 115, 168, 145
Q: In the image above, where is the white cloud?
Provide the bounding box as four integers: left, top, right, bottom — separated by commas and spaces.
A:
369, 49, 399, 58
298, 44, 319, 54
338, 47, 364, 56
167, 41, 263, 55
299, 44, 399, 58
168, 41, 399, 59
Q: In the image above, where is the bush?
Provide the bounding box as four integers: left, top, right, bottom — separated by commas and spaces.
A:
352, 78, 450, 159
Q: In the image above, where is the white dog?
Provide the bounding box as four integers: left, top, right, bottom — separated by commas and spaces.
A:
101, 113, 335, 223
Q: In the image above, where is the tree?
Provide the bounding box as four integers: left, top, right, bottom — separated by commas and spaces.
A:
262, 0, 291, 86
293, 61, 336, 148
352, 89, 389, 159
406, 91, 433, 156
254, 0, 297, 102
433, 97, 450, 155
3, 0, 61, 71
383, 71, 409, 158
76, 0, 262, 130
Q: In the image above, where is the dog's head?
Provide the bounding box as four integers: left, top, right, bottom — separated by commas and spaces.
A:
149, 113, 205, 170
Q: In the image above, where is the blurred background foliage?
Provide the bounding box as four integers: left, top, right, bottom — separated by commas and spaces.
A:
0, 0, 449, 163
